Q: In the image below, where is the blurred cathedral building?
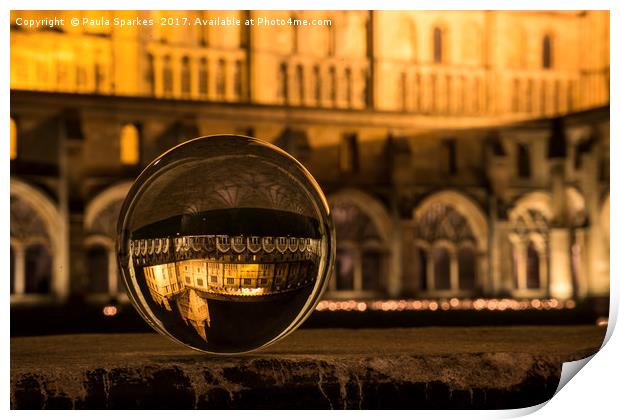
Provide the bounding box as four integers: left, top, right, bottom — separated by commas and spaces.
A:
9, 10, 609, 309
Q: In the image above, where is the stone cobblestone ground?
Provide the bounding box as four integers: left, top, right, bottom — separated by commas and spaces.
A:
10, 326, 606, 409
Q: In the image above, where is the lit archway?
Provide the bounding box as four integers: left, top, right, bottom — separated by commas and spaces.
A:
84, 181, 132, 299
328, 189, 392, 297
508, 191, 552, 296
10, 177, 67, 301
411, 190, 488, 296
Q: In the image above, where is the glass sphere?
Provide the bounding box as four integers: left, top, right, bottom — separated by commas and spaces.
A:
117, 135, 335, 354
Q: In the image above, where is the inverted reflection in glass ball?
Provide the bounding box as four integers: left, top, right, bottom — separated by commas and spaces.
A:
117, 135, 335, 354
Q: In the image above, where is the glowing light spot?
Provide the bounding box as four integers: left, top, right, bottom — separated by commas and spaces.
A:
103, 305, 118, 316
428, 302, 438, 311
356, 302, 367, 311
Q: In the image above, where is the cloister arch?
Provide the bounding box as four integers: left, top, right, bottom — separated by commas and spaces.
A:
411, 190, 489, 296
84, 181, 132, 299
327, 189, 393, 297
10, 177, 68, 301
508, 191, 553, 296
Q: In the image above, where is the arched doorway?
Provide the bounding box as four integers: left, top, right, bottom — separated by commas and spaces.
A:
10, 178, 66, 301
84, 182, 132, 300
328, 190, 392, 298
508, 192, 552, 297
411, 190, 488, 297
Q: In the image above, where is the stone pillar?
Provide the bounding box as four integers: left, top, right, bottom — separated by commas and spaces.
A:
13, 246, 26, 295
549, 228, 572, 299
388, 214, 402, 298
108, 250, 119, 295
449, 251, 458, 292
353, 247, 362, 292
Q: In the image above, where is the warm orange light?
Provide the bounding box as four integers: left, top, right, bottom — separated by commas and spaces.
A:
10, 118, 17, 160
120, 123, 140, 165
103, 305, 118, 316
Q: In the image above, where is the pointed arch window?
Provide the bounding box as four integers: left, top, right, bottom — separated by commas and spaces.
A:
542, 35, 553, 69
162, 55, 173, 96
199, 57, 208, 96
216, 59, 226, 99
146, 53, 155, 96
279, 62, 289, 103
313, 65, 321, 104
181, 56, 191, 97
296, 64, 304, 104
433, 27, 444, 64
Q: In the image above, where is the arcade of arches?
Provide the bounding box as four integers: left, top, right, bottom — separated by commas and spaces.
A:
10, 179, 609, 302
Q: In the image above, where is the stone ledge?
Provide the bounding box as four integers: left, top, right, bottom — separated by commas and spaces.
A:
10, 326, 605, 409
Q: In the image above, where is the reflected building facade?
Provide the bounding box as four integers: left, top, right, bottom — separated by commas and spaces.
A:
9, 10, 610, 307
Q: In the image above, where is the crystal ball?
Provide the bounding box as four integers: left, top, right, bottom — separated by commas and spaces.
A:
117, 135, 335, 354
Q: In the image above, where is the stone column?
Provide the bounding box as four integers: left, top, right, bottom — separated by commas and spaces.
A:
450, 251, 458, 292
353, 247, 363, 292
13, 246, 26, 295
108, 249, 119, 295
549, 228, 572, 299
388, 214, 402, 298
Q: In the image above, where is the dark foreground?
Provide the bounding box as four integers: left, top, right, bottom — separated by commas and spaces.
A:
11, 326, 605, 409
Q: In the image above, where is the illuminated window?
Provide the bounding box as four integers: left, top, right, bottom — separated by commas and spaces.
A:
120, 123, 140, 165
10, 118, 17, 160
433, 27, 444, 64
542, 35, 553, 69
